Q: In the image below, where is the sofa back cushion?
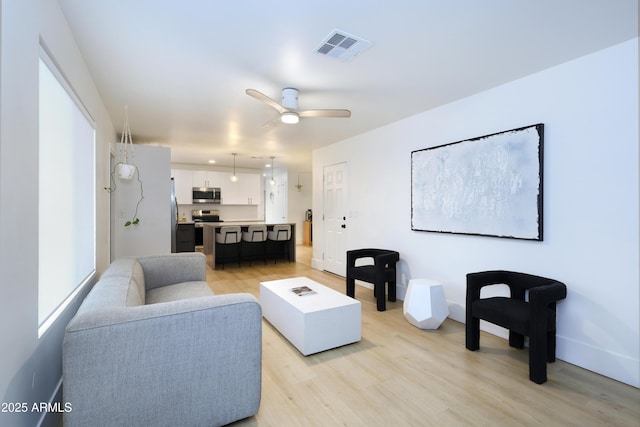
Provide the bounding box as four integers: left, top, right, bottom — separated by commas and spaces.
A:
137, 254, 206, 290
91, 258, 146, 307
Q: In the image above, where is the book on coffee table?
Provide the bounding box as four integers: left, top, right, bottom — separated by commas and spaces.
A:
291, 285, 317, 296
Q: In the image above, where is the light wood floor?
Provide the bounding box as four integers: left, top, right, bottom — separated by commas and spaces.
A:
207, 246, 640, 427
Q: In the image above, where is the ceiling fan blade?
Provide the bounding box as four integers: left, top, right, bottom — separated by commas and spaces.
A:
262, 118, 281, 128
298, 109, 351, 118
246, 89, 286, 114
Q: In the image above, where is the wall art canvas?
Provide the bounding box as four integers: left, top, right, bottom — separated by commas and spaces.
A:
411, 124, 543, 240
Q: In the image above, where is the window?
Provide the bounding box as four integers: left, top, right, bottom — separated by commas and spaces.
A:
38, 48, 96, 335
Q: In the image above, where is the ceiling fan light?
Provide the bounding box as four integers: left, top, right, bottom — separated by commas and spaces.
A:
281, 111, 299, 124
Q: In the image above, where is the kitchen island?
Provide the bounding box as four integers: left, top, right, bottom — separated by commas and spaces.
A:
202, 222, 296, 269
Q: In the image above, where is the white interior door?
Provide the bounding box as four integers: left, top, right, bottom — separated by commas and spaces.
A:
323, 162, 348, 276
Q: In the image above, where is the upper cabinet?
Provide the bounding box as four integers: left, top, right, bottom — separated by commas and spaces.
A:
192, 170, 221, 188
172, 168, 261, 205
222, 173, 261, 205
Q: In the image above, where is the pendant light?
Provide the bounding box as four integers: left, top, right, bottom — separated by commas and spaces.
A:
269, 156, 276, 186
230, 153, 238, 182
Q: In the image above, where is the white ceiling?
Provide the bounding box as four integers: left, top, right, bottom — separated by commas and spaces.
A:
57, 0, 638, 172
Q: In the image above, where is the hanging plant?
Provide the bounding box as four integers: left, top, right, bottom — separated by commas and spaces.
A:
104, 106, 144, 226
117, 106, 137, 180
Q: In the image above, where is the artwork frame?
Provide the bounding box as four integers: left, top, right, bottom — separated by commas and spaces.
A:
411, 124, 544, 241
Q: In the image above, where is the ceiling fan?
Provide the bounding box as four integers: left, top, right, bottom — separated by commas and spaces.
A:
246, 87, 351, 125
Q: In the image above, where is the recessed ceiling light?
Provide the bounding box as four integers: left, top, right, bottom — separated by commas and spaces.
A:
208, 160, 216, 164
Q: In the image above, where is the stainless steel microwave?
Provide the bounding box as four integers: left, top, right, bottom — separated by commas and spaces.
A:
192, 187, 221, 204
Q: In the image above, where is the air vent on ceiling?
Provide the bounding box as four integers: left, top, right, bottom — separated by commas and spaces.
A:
315, 29, 373, 62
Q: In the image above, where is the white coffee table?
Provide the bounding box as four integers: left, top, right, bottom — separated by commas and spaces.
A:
260, 277, 361, 356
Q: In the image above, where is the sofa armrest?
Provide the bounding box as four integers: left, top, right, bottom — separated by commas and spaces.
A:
63, 293, 262, 426
137, 252, 206, 290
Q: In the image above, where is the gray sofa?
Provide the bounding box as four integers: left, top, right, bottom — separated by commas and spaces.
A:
63, 253, 262, 427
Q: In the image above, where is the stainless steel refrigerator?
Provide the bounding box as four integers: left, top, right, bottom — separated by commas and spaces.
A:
170, 177, 177, 253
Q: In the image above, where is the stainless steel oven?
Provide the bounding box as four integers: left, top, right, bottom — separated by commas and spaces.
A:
192, 209, 223, 247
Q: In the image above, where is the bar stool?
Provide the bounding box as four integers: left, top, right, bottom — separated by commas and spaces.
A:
242, 224, 267, 266
267, 224, 291, 263
215, 226, 241, 269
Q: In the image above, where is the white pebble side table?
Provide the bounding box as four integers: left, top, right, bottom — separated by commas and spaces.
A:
403, 279, 449, 329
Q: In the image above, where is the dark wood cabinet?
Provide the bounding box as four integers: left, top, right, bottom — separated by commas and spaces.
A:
176, 223, 195, 252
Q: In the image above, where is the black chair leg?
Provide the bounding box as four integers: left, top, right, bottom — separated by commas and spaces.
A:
529, 321, 549, 384
547, 330, 556, 362
465, 317, 480, 351
375, 281, 386, 311
217, 244, 225, 270
263, 242, 267, 265
346, 278, 355, 298
388, 280, 396, 302
509, 331, 525, 349
529, 339, 547, 384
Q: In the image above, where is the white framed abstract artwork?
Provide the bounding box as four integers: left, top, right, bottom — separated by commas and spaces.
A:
411, 124, 544, 240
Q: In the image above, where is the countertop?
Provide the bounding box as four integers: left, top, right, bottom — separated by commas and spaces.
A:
202, 221, 291, 227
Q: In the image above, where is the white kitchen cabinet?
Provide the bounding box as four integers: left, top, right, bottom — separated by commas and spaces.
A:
242, 173, 262, 204
208, 171, 229, 188
191, 170, 220, 188
222, 173, 261, 205
172, 168, 262, 205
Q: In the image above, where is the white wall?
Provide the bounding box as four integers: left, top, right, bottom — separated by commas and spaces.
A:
111, 144, 171, 259
264, 167, 288, 223
313, 39, 639, 387
0, 1, 114, 425
288, 171, 312, 245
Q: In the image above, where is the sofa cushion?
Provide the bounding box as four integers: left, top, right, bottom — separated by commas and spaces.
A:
130, 262, 146, 304
73, 276, 132, 316
145, 281, 214, 305
137, 253, 206, 290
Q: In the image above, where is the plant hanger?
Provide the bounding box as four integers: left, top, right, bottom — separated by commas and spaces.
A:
105, 106, 144, 226
117, 106, 137, 180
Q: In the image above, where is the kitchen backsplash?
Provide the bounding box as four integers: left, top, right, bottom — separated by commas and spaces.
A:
179, 203, 261, 222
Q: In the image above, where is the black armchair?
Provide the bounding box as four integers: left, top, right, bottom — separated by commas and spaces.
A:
346, 249, 400, 312
466, 270, 567, 384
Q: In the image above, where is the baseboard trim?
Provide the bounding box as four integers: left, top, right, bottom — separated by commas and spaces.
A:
36, 377, 63, 427
556, 335, 639, 388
